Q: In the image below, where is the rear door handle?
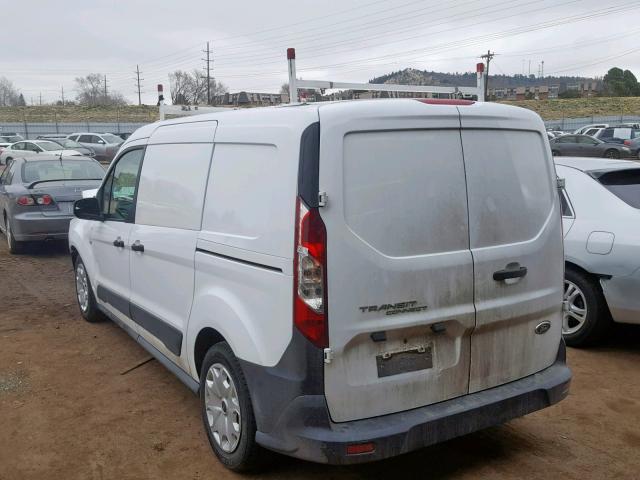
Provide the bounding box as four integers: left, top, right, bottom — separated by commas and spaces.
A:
493, 264, 527, 282
112, 237, 125, 248
131, 240, 144, 253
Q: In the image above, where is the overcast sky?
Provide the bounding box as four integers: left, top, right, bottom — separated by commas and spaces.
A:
0, 0, 637, 104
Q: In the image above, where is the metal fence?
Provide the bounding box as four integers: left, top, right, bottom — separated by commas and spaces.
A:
544, 115, 640, 132
0, 122, 150, 139
3, 115, 639, 139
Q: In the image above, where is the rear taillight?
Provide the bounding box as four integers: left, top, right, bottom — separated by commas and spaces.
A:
16, 194, 54, 206
624, 140, 632, 146
294, 197, 328, 348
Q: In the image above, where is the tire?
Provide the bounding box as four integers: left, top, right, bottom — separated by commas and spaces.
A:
563, 267, 611, 347
74, 256, 103, 323
604, 149, 620, 159
4, 216, 24, 254
552, 150, 561, 156
199, 342, 265, 472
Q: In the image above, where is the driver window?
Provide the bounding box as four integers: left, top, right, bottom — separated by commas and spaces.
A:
101, 149, 144, 222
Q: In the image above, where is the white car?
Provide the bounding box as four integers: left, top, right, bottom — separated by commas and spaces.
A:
0, 140, 82, 165
68, 100, 570, 470
574, 123, 609, 135
557, 157, 640, 346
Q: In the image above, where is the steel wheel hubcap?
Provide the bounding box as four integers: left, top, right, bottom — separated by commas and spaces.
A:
204, 363, 241, 453
75, 263, 89, 313
563, 280, 588, 335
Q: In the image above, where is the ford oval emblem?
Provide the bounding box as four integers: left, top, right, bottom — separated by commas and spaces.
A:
535, 321, 551, 335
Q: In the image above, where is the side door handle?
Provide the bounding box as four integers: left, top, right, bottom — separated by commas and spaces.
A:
493, 264, 527, 282
131, 240, 144, 253
112, 237, 125, 248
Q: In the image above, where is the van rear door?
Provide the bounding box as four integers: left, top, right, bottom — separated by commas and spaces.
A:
459, 108, 564, 393
318, 101, 475, 423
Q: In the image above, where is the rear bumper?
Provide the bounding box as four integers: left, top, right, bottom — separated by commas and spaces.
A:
12, 213, 72, 241
255, 342, 571, 465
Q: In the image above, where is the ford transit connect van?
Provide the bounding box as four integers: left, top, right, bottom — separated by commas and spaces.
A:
69, 99, 571, 471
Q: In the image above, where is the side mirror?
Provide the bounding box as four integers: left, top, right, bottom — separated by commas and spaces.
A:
74, 197, 103, 221
97, 140, 105, 145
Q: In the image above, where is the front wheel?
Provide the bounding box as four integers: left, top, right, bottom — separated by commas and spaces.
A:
563, 268, 611, 347
74, 257, 103, 322
604, 149, 620, 159
200, 342, 265, 472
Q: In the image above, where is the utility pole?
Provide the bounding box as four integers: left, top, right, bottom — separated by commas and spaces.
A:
541, 60, 544, 78
39, 92, 42, 106
480, 50, 495, 100
202, 42, 213, 105
135, 65, 143, 105
528, 60, 531, 76
61, 85, 65, 106
103, 74, 108, 104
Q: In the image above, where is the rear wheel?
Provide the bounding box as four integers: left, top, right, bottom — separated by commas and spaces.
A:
200, 342, 264, 472
563, 268, 611, 347
74, 256, 103, 323
604, 149, 620, 159
4, 216, 24, 254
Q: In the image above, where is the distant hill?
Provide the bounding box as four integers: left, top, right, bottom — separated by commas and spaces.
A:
369, 68, 598, 89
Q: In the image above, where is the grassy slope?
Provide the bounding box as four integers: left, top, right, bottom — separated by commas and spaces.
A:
1, 97, 640, 122
0, 105, 159, 123
499, 96, 640, 120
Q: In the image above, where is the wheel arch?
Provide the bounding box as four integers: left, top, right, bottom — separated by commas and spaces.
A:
193, 327, 227, 378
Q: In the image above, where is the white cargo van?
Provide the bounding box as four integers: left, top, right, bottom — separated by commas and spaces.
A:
69, 99, 571, 471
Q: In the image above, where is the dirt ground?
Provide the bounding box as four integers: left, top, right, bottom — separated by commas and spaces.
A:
1, 242, 639, 480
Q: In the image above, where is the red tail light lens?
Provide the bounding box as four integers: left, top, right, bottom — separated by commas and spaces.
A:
294, 197, 328, 348
36, 194, 53, 205
624, 140, 632, 146
17, 195, 35, 206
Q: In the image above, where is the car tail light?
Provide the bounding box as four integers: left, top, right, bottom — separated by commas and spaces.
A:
16, 194, 54, 206
293, 197, 328, 348
17, 195, 35, 206
624, 140, 632, 146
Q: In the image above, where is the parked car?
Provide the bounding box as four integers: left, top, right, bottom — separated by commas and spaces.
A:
46, 138, 96, 158
0, 142, 10, 156
69, 100, 570, 471
66, 133, 123, 162
556, 157, 640, 346
0, 134, 25, 143
0, 155, 105, 253
574, 123, 609, 135
0, 140, 83, 165
592, 126, 640, 144
550, 134, 632, 158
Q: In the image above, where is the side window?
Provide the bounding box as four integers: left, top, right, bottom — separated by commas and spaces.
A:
101, 149, 144, 222
92, 135, 104, 144
79, 135, 93, 143
135, 143, 213, 230
12, 142, 24, 151
558, 136, 573, 143
560, 189, 574, 217
600, 129, 613, 139
585, 129, 598, 136
2, 161, 18, 185
0, 164, 11, 184
68, 135, 79, 141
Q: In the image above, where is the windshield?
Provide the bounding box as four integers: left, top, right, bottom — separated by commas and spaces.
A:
593, 169, 640, 209
36, 141, 64, 151
57, 139, 83, 149
101, 134, 123, 144
22, 160, 105, 184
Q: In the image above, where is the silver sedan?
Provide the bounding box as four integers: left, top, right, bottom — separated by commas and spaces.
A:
556, 157, 640, 346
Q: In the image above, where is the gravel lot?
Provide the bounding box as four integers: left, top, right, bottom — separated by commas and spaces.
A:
1, 241, 639, 480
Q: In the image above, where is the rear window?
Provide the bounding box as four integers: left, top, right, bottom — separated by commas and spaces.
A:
22, 160, 105, 184
593, 169, 640, 209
